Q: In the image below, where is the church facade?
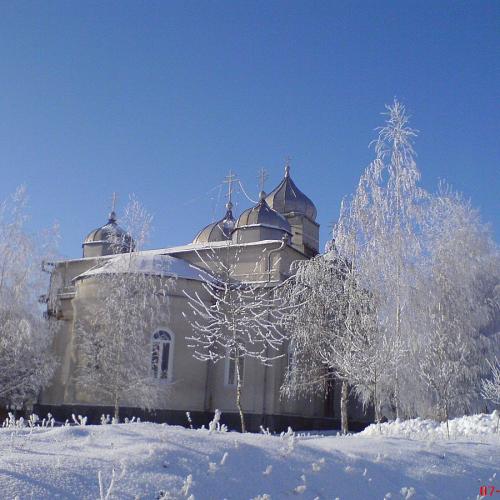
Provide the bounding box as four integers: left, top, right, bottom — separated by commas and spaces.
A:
37, 166, 368, 431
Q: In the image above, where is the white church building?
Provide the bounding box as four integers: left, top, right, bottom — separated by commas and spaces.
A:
37, 166, 368, 431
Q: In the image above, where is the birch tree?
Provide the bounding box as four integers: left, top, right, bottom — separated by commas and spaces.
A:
183, 244, 288, 432
0, 186, 58, 409
319, 100, 499, 426
414, 188, 498, 430
74, 197, 170, 420
331, 100, 427, 419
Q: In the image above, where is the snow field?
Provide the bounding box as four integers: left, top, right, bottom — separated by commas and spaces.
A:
0, 413, 499, 499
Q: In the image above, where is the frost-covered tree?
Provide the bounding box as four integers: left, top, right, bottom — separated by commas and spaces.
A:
414, 188, 499, 430
329, 100, 500, 425
184, 244, 288, 432
74, 197, 170, 420
280, 251, 357, 433
331, 100, 428, 419
0, 186, 58, 409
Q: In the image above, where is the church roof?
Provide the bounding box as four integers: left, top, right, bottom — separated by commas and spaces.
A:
193, 202, 235, 244
234, 191, 292, 234
265, 165, 317, 220
74, 252, 216, 283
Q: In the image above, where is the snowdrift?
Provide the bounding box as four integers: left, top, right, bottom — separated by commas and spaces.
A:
360, 411, 500, 439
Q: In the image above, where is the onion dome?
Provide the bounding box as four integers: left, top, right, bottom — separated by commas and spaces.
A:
193, 202, 236, 244
232, 191, 292, 243
82, 210, 134, 258
265, 164, 317, 220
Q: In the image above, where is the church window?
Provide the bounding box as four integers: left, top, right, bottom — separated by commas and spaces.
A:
151, 330, 173, 380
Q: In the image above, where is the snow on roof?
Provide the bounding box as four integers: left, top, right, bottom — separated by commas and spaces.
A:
52, 239, 284, 266
73, 252, 216, 283
164, 239, 285, 254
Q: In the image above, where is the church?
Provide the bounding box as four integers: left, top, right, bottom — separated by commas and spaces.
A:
37, 165, 368, 431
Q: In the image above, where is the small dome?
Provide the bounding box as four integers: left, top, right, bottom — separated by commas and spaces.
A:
83, 211, 134, 257
234, 191, 292, 234
193, 203, 236, 244
265, 164, 317, 220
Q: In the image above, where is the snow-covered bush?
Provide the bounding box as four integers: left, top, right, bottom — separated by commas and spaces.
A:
207, 409, 227, 433
72, 414, 87, 426
482, 357, 500, 432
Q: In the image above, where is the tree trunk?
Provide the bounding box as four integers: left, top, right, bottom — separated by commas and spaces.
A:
394, 297, 401, 419
373, 380, 382, 433
235, 357, 245, 433
444, 404, 450, 439
114, 394, 120, 422
340, 379, 349, 434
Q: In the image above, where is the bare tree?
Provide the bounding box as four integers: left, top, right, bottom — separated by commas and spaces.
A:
183, 243, 288, 432
0, 186, 58, 409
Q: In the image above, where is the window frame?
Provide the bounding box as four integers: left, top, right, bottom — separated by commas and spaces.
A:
151, 329, 174, 382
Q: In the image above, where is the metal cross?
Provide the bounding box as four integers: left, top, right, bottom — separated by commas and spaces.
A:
111, 192, 117, 212
284, 156, 291, 176
223, 170, 237, 204
258, 168, 268, 192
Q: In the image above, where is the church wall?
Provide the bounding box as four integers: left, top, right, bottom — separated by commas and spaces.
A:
285, 213, 320, 256
40, 238, 372, 429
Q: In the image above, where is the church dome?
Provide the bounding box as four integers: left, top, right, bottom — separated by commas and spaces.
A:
193, 202, 236, 244
83, 211, 134, 257
265, 164, 317, 220
233, 191, 292, 239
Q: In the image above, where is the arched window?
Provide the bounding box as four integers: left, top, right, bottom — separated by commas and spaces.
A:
151, 330, 173, 380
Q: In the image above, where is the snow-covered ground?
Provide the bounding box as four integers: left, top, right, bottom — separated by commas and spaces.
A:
0, 413, 499, 500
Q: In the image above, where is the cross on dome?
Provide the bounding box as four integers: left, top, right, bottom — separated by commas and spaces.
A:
284, 156, 291, 177
223, 169, 237, 209
109, 192, 118, 222
258, 168, 268, 193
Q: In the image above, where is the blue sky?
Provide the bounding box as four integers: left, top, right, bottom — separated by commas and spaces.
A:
0, 1, 498, 258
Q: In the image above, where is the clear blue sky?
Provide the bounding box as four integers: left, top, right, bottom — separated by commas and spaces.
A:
0, 1, 498, 258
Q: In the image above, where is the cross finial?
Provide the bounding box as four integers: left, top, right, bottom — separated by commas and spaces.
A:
108, 192, 118, 222
223, 170, 237, 208
284, 156, 291, 177
258, 168, 268, 192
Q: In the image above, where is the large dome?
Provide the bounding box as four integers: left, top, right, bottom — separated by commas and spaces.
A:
234, 191, 292, 236
83, 211, 134, 257
193, 202, 236, 244
265, 165, 317, 220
